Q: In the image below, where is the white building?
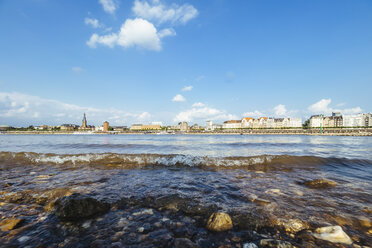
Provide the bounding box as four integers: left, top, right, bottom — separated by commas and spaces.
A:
241, 118, 253, 128
343, 113, 372, 127
206, 120, 213, 131
288, 118, 302, 128
309, 115, 324, 128
222, 120, 242, 129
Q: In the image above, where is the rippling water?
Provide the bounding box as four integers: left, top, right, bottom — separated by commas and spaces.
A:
0, 134, 371, 247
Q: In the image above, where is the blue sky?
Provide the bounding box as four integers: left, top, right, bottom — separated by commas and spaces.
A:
0, 0, 371, 126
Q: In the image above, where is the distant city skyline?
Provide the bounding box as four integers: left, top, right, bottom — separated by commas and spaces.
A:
1, 0, 371, 126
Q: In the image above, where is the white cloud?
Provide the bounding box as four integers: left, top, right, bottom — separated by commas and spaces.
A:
158, 28, 176, 38
0, 92, 151, 126
84, 18, 101, 28
132, 0, 198, 25
192, 102, 205, 108
182, 85, 193, 91
174, 105, 237, 123
273, 104, 287, 116
87, 18, 174, 51
308, 99, 332, 113
308, 98, 362, 115
99, 0, 118, 14
242, 110, 264, 117
172, 94, 186, 102
87, 33, 118, 48
72, 67, 83, 73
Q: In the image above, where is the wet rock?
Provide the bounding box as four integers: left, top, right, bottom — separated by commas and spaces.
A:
312, 225, 353, 245
275, 218, 308, 233
53, 193, 110, 220
0, 218, 24, 231
302, 179, 337, 189
90, 239, 105, 248
243, 243, 258, 248
206, 212, 233, 232
174, 238, 197, 248
259, 239, 293, 248
110, 241, 123, 248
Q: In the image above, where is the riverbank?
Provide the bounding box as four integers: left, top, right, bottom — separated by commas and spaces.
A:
1, 128, 372, 136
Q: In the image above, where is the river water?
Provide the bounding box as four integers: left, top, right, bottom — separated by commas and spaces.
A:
0, 134, 371, 247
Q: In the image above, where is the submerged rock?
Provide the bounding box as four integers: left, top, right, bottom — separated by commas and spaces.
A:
312, 225, 352, 245
53, 193, 110, 220
174, 238, 197, 248
259, 239, 293, 248
0, 218, 24, 231
206, 212, 233, 232
302, 179, 337, 189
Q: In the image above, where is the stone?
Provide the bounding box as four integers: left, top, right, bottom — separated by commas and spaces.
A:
174, 238, 198, 248
243, 243, 258, 248
312, 225, 352, 245
206, 212, 233, 232
0, 218, 23, 231
302, 179, 337, 189
259, 239, 293, 248
275, 218, 308, 233
53, 193, 110, 220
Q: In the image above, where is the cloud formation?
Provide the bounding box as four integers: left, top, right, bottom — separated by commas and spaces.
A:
174, 105, 237, 123
182, 85, 193, 91
242, 110, 264, 117
308, 99, 362, 115
132, 0, 198, 25
172, 94, 186, 102
87, 18, 175, 50
192, 102, 205, 108
0, 92, 151, 126
99, 0, 118, 14
84, 18, 101, 28
87, 0, 197, 51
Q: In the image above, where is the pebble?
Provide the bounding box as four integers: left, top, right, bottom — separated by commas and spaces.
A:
0, 218, 23, 231
133, 209, 153, 216
206, 212, 233, 232
17, 236, 31, 243
138, 227, 144, 233
82, 220, 91, 229
174, 238, 197, 248
243, 243, 258, 248
259, 239, 293, 248
312, 225, 352, 245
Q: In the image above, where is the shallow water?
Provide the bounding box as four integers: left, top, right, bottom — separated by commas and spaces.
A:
0, 134, 371, 247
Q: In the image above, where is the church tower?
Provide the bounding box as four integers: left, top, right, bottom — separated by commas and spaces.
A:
82, 113, 87, 128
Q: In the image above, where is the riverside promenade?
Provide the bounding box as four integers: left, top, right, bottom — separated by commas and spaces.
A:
1, 128, 372, 136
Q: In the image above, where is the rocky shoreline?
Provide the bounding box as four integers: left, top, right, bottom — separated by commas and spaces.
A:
1, 161, 371, 248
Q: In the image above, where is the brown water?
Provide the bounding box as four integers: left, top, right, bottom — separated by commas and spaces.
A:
0, 134, 371, 247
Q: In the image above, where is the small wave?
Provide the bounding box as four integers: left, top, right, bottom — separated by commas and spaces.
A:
0, 151, 370, 169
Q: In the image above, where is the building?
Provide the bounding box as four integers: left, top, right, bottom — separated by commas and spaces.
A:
309, 115, 324, 128
78, 113, 94, 130
222, 120, 242, 129
103, 121, 109, 132
241, 117, 253, 128
206, 120, 213, 131
60, 124, 77, 131
180, 122, 189, 132
0, 125, 11, 131
343, 113, 372, 127
323, 113, 343, 128
130, 124, 161, 131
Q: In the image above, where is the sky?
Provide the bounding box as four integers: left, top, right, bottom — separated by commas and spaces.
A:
0, 0, 371, 127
